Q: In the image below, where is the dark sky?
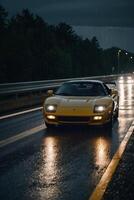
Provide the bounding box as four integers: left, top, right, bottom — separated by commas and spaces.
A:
74, 26, 134, 53
1, 0, 134, 52
1, 0, 134, 27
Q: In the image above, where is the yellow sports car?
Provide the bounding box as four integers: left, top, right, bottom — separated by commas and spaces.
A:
43, 80, 119, 128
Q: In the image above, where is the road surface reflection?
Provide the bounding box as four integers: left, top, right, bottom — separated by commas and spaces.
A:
31, 76, 134, 200
1, 76, 134, 200
30, 126, 113, 200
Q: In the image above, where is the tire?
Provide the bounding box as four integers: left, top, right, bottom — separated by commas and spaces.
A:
115, 96, 119, 119
106, 109, 114, 129
115, 108, 119, 119
45, 122, 55, 129
107, 115, 113, 129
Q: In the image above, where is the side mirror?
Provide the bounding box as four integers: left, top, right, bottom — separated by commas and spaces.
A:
47, 90, 54, 96
110, 89, 118, 97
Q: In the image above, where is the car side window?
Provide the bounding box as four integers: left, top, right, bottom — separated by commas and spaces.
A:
103, 84, 111, 95
97, 84, 107, 96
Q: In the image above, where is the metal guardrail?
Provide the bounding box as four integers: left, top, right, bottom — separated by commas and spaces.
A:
0, 75, 119, 96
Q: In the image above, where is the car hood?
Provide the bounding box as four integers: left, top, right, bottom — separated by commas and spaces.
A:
45, 95, 112, 107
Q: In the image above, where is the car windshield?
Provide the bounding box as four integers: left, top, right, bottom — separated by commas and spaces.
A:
56, 82, 106, 96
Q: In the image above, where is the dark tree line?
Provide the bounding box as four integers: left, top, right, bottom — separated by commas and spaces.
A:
0, 5, 133, 83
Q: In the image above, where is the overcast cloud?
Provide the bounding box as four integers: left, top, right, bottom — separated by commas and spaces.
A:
1, 0, 134, 52
1, 0, 134, 27
74, 26, 134, 52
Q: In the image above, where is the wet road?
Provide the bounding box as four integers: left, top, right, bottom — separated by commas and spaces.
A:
0, 75, 134, 200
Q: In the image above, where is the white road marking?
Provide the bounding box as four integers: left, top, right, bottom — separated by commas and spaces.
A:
89, 120, 134, 200
0, 124, 45, 148
0, 107, 43, 120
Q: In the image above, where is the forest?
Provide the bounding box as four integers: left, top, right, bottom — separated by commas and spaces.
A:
0, 5, 133, 83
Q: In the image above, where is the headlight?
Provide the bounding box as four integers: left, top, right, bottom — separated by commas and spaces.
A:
45, 104, 57, 112
94, 105, 106, 113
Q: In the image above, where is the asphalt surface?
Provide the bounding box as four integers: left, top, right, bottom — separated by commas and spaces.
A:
103, 126, 134, 200
0, 76, 134, 200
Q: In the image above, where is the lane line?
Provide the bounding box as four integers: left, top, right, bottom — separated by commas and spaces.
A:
0, 124, 45, 148
0, 107, 43, 120
89, 120, 134, 200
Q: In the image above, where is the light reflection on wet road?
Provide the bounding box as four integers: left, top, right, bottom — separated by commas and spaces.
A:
0, 76, 134, 200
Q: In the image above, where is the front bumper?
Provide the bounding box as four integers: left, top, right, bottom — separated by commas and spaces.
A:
43, 111, 112, 126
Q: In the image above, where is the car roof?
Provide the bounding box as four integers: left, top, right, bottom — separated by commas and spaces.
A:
64, 80, 103, 84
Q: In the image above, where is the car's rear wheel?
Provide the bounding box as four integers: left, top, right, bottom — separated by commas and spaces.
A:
115, 97, 119, 119
115, 108, 119, 119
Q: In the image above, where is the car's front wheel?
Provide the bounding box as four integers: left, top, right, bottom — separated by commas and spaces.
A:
107, 114, 113, 128
45, 122, 55, 129
106, 106, 114, 129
